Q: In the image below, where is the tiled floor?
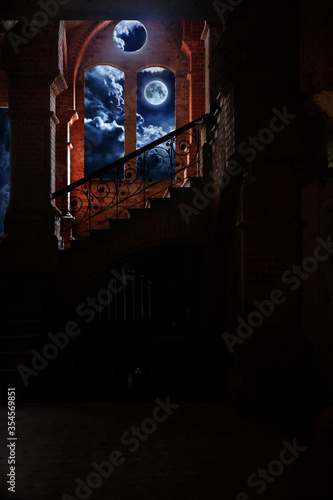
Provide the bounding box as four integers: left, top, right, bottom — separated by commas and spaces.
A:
0, 400, 312, 500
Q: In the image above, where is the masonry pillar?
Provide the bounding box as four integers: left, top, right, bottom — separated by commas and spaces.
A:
124, 70, 137, 158
55, 95, 78, 211
70, 84, 84, 184
55, 93, 78, 193
182, 22, 206, 178
1, 71, 66, 270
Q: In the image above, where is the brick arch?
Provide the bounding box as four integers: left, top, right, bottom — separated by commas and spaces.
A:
67, 21, 112, 107
83, 62, 125, 74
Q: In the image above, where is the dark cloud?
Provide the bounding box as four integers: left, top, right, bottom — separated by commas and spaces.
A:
0, 108, 9, 234
84, 66, 125, 177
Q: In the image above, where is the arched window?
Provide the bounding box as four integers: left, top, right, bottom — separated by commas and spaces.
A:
84, 65, 125, 177
82, 24, 179, 183
137, 67, 175, 147
137, 67, 175, 179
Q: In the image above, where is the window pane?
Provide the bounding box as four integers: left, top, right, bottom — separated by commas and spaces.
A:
84, 66, 125, 178
137, 67, 175, 180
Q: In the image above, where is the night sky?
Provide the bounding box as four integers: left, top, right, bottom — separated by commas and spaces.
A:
84, 65, 175, 177
0, 108, 9, 235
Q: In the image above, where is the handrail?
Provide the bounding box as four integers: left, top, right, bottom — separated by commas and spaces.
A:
52, 113, 209, 199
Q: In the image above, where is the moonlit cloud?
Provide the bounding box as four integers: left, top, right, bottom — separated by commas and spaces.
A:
113, 21, 130, 49
136, 113, 144, 125
137, 125, 170, 148
141, 67, 166, 73
86, 116, 124, 134
114, 36, 125, 50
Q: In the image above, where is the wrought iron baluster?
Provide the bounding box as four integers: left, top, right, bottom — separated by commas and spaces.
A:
196, 124, 200, 176
142, 153, 146, 208
61, 193, 65, 247
51, 114, 210, 243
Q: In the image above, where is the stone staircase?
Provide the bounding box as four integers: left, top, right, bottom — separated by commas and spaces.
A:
57, 177, 210, 288
0, 177, 212, 402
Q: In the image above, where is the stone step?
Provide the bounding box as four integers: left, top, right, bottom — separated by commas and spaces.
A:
0, 334, 39, 351
182, 176, 204, 190
165, 185, 197, 202
127, 207, 152, 220
0, 369, 25, 400
87, 228, 111, 241
0, 271, 51, 288
68, 238, 92, 253
107, 217, 133, 231
0, 320, 42, 336
145, 197, 172, 210
0, 293, 46, 305
0, 305, 44, 321
0, 351, 33, 370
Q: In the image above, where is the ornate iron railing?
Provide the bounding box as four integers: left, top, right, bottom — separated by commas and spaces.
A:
52, 114, 209, 244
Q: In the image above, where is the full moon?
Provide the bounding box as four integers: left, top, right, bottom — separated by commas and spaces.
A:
144, 81, 168, 105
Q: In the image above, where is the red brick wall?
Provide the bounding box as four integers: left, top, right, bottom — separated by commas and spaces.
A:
206, 0, 319, 408
300, 0, 333, 96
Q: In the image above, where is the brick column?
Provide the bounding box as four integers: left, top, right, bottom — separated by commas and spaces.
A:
182, 22, 206, 178
70, 84, 84, 184
182, 22, 206, 122
55, 93, 78, 192
2, 72, 66, 270
124, 70, 137, 158
55, 94, 78, 213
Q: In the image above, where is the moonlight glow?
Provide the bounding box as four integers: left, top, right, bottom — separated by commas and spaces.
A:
144, 81, 168, 106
